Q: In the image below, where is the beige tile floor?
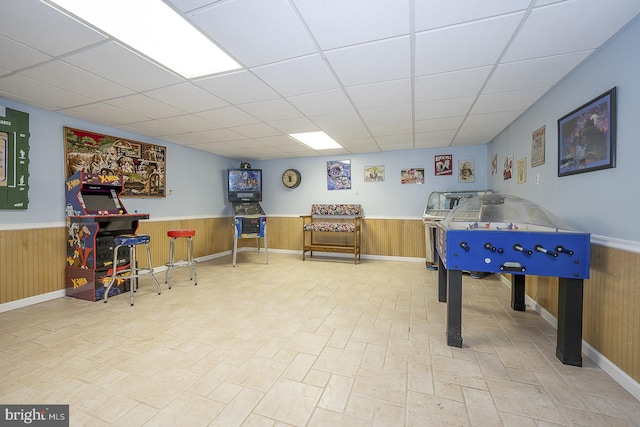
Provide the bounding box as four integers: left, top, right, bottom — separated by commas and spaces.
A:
1, 252, 639, 426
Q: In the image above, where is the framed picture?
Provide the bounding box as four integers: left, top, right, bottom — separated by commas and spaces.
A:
400, 168, 424, 184
327, 159, 351, 190
531, 125, 545, 167
517, 157, 527, 184
434, 154, 452, 176
503, 154, 513, 180
364, 165, 384, 182
558, 87, 616, 177
458, 160, 474, 182
490, 153, 497, 175
64, 127, 166, 197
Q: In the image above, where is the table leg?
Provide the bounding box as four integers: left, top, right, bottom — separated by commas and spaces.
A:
438, 256, 447, 303
556, 278, 583, 366
511, 274, 526, 311
446, 269, 463, 347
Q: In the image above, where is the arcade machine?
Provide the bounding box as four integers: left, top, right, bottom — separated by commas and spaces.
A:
422, 190, 493, 270
65, 172, 150, 301
435, 194, 591, 366
228, 167, 267, 266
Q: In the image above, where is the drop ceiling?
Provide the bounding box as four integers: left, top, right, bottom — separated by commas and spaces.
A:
1, 0, 639, 160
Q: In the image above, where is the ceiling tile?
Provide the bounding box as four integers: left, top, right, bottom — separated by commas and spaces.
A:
105, 94, 186, 119
2, 0, 106, 56
21, 61, 134, 100
238, 99, 303, 122
415, 97, 475, 121
415, 116, 465, 133
0, 36, 52, 72
190, 0, 317, 67
368, 121, 413, 137
287, 89, 354, 117
230, 123, 281, 139
485, 52, 592, 94
145, 83, 228, 113
360, 105, 413, 126
60, 102, 148, 126
117, 120, 185, 137
471, 88, 548, 114
0, 75, 93, 109
196, 106, 261, 128
266, 117, 318, 134
415, 0, 531, 31
310, 110, 366, 131
415, 67, 492, 103
158, 114, 222, 132
325, 37, 411, 86
293, 0, 410, 49
415, 13, 524, 75
503, 0, 640, 62
252, 55, 340, 97
346, 79, 411, 109
64, 42, 183, 92
194, 71, 280, 104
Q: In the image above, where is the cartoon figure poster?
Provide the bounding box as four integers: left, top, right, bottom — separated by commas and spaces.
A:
327, 159, 351, 190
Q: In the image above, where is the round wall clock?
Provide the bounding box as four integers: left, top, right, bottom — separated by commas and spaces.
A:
282, 169, 302, 189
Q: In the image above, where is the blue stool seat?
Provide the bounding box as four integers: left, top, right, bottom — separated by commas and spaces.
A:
104, 234, 161, 306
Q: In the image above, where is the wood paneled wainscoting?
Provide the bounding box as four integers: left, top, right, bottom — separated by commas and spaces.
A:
262, 216, 426, 259
525, 243, 640, 385
0, 217, 234, 306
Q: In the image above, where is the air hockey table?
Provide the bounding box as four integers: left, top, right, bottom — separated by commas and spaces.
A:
435, 194, 590, 366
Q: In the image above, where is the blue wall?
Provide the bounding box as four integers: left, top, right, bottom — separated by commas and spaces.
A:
488, 14, 640, 242
0, 98, 489, 227
0, 99, 237, 227
255, 145, 488, 218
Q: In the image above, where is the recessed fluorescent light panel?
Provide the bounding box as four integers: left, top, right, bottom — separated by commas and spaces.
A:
289, 131, 343, 150
47, 0, 241, 78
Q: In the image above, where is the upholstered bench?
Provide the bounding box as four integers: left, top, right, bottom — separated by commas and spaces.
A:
301, 204, 362, 264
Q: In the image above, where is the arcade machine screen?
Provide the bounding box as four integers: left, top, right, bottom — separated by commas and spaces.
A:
228, 168, 262, 202
81, 190, 122, 215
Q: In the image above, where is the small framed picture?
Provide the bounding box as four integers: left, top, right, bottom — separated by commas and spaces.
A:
458, 160, 474, 182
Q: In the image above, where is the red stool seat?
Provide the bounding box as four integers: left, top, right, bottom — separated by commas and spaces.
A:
165, 229, 197, 287
167, 229, 195, 238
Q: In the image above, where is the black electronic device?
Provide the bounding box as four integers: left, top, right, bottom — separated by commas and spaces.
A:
227, 168, 262, 202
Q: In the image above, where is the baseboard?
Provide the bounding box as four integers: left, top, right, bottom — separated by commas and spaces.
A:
0, 289, 66, 313
496, 273, 640, 401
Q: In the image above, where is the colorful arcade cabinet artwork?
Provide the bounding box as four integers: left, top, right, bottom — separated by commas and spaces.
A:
435, 194, 591, 366
64, 172, 150, 301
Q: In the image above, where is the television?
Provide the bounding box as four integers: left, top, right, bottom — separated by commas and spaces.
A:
228, 168, 262, 202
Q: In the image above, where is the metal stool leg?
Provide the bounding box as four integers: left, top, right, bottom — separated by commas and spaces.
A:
103, 244, 122, 304
165, 237, 176, 288
145, 242, 161, 296
187, 237, 198, 285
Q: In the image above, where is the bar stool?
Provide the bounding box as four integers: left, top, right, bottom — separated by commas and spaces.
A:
165, 229, 198, 288
104, 234, 161, 306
